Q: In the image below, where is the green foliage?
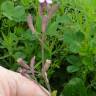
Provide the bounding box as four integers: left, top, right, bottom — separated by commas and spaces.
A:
1, 1, 26, 22
61, 78, 87, 96
0, 0, 96, 95
67, 65, 80, 73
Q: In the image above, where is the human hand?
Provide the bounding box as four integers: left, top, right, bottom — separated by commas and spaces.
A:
0, 66, 49, 96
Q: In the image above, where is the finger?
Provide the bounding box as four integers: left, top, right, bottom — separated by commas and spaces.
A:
0, 66, 49, 96
16, 74, 49, 96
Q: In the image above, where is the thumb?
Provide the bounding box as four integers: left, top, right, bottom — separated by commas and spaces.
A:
16, 73, 50, 96
0, 66, 50, 96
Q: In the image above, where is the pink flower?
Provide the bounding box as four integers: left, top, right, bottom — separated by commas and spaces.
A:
39, 0, 52, 4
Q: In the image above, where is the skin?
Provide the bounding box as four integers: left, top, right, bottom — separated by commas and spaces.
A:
0, 66, 49, 96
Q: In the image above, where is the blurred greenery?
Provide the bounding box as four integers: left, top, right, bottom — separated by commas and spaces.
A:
0, 0, 96, 96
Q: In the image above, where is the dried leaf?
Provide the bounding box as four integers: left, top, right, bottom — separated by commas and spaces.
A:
30, 56, 35, 76
43, 59, 51, 72
42, 15, 48, 32
17, 58, 29, 69
27, 14, 36, 33
48, 4, 59, 19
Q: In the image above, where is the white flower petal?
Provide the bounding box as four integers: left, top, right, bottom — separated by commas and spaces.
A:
39, 0, 45, 3
46, 0, 52, 4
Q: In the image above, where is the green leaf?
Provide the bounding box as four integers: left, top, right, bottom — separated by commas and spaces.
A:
36, 16, 42, 32
67, 55, 81, 65
1, 1, 26, 22
82, 56, 94, 71
67, 65, 79, 73
61, 78, 87, 96
1, 1, 14, 20
13, 5, 26, 22
63, 31, 81, 53
20, 0, 32, 7
69, 42, 80, 53
63, 32, 74, 44
56, 15, 71, 24
2, 32, 18, 55
47, 21, 58, 36
75, 31, 85, 42
14, 52, 26, 60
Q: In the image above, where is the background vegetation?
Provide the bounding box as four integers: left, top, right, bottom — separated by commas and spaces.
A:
0, 0, 96, 96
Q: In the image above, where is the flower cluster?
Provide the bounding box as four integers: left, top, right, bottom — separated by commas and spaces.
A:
39, 0, 52, 4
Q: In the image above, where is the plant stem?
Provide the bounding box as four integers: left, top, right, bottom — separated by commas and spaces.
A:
41, 32, 51, 94
41, 32, 45, 67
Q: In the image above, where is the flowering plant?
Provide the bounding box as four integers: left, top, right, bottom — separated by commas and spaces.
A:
16, 0, 59, 95
39, 0, 52, 4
